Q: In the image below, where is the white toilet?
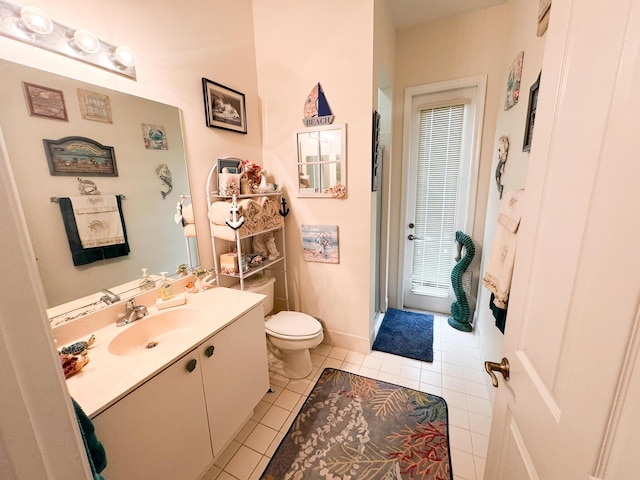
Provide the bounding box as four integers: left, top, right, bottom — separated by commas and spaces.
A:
234, 275, 324, 379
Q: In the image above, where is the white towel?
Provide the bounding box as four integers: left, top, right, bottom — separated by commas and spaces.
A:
182, 203, 195, 224
70, 195, 125, 248
482, 190, 525, 308
208, 201, 233, 226
70, 195, 118, 214
183, 224, 196, 238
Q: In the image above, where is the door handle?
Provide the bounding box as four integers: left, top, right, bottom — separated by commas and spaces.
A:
408, 234, 422, 240
485, 357, 510, 387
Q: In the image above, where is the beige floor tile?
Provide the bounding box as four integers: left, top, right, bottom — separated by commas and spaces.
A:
265, 431, 286, 457
328, 346, 349, 360
449, 425, 473, 454
273, 389, 301, 411
244, 423, 279, 454
234, 419, 257, 444
260, 404, 290, 430
214, 440, 241, 468
450, 447, 477, 480
312, 343, 332, 356
344, 351, 366, 364
248, 456, 270, 480
224, 445, 263, 480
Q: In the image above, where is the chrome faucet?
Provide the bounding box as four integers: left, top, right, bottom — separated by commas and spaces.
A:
100, 289, 120, 305
116, 299, 149, 327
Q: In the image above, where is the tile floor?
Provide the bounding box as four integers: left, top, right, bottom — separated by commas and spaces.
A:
203, 313, 493, 480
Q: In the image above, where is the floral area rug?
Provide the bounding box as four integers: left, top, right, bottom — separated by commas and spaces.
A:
260, 368, 452, 480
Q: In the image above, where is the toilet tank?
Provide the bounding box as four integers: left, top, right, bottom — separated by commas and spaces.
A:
231, 275, 276, 316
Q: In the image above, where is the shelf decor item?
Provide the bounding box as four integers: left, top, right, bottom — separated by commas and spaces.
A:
202, 78, 247, 134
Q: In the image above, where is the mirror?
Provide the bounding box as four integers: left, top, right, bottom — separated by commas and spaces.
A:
0, 59, 197, 314
296, 124, 346, 197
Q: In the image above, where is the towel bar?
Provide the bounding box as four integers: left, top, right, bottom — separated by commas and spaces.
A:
50, 194, 126, 203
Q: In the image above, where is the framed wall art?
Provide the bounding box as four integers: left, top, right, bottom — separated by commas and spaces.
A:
372, 111, 381, 192
141, 123, 168, 150
22, 82, 68, 121
202, 78, 247, 134
523, 72, 541, 152
77, 89, 112, 123
43, 136, 118, 176
301, 225, 339, 264
504, 51, 524, 110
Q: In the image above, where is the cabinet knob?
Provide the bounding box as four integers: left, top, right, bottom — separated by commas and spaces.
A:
186, 358, 197, 373
204, 345, 215, 358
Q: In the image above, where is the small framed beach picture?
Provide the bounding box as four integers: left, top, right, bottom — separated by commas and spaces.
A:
141, 123, 168, 150
202, 78, 247, 134
301, 225, 340, 264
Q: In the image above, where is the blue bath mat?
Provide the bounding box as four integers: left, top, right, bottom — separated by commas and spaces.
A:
372, 309, 434, 362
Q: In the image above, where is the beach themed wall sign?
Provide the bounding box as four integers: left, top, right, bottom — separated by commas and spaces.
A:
302, 83, 334, 127
43, 136, 117, 176
301, 225, 339, 264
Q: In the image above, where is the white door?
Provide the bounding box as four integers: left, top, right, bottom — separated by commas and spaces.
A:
401, 78, 485, 313
485, 1, 640, 479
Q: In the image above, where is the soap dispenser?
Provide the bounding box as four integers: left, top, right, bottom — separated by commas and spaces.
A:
138, 267, 155, 291
159, 272, 173, 301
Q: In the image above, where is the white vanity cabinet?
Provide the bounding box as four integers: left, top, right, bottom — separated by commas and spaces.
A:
198, 304, 270, 456
90, 303, 269, 479
92, 349, 213, 480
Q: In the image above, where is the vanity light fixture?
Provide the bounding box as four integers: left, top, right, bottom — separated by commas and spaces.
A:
0, 0, 136, 79
19, 5, 53, 35
113, 45, 135, 68
72, 28, 100, 54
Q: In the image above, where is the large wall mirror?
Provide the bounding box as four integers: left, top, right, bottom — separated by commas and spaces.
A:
296, 124, 346, 197
0, 60, 197, 315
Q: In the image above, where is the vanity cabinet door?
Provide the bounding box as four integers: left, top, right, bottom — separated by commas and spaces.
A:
199, 305, 270, 457
92, 351, 213, 480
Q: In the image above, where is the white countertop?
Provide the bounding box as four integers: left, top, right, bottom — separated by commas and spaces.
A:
55, 285, 264, 418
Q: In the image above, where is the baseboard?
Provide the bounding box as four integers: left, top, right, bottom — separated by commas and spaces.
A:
321, 328, 371, 354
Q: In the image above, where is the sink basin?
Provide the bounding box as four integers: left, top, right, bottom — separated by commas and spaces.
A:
108, 307, 206, 356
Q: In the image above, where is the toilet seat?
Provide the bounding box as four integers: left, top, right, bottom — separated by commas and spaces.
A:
265, 311, 322, 340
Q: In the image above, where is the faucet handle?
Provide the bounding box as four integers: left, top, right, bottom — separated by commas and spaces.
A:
126, 299, 136, 311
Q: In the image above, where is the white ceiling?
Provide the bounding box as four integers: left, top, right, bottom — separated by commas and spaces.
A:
386, 0, 508, 29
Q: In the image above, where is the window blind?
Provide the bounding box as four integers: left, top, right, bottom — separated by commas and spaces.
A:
411, 104, 464, 297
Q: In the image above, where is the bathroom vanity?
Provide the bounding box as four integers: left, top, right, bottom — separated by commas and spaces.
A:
54, 284, 269, 479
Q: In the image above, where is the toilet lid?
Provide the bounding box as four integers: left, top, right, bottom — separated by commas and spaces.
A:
265, 311, 322, 337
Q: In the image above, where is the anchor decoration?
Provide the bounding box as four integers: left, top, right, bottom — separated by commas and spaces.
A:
225, 195, 245, 230
279, 197, 290, 217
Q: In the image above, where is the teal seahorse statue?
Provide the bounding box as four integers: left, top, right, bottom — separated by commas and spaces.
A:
448, 231, 475, 332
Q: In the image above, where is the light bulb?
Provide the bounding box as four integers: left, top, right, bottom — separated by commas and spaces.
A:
73, 29, 100, 54
113, 45, 135, 67
19, 5, 53, 35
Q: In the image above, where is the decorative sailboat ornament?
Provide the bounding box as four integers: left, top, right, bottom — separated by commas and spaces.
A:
302, 82, 334, 127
